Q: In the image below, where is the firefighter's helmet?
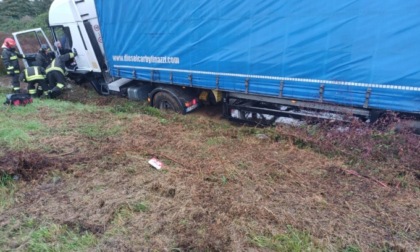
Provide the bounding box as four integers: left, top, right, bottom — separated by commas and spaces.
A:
40, 44, 49, 52
4, 38, 16, 48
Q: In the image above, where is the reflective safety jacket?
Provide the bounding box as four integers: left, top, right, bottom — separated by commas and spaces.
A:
46, 52, 75, 75
1, 47, 25, 75
20, 66, 46, 82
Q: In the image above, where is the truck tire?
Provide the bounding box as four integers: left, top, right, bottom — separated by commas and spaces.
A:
153, 92, 183, 113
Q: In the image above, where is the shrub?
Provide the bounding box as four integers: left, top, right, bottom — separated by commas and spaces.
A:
276, 113, 420, 188
0, 13, 49, 33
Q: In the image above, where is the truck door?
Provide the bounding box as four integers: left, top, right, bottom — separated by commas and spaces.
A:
12, 28, 55, 68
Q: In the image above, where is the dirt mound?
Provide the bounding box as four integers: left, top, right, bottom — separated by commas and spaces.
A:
0, 150, 67, 181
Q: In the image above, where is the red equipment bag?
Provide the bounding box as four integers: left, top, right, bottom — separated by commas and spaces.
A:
4, 93, 33, 106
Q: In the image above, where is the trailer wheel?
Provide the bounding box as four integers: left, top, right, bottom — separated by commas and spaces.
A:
153, 92, 183, 113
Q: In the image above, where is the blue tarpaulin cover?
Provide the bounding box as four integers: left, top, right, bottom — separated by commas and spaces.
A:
95, 0, 420, 113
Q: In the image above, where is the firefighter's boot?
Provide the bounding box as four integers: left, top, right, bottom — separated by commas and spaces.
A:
36, 86, 44, 98
49, 86, 63, 99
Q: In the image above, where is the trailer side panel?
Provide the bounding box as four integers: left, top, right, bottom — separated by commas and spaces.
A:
95, 0, 420, 113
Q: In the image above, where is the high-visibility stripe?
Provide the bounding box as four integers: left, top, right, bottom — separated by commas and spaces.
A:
25, 75, 44, 81
28, 89, 36, 94
14, 70, 20, 74
46, 66, 64, 75
10, 55, 18, 60
69, 53, 75, 58
13, 87, 20, 91
24, 67, 45, 81
57, 83, 65, 89
46, 59, 65, 75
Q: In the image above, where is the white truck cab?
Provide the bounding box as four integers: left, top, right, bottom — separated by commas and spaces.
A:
48, 0, 104, 75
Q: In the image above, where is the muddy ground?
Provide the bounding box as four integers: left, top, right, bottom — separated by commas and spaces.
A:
0, 76, 419, 251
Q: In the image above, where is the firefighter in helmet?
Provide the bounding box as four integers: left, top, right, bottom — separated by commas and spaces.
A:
1, 38, 25, 93
34, 44, 54, 69
19, 66, 50, 98
45, 50, 77, 98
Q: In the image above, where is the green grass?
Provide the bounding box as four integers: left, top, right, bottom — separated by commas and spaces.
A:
36, 99, 101, 113
206, 136, 227, 146
0, 173, 15, 211
78, 122, 122, 139
0, 92, 121, 147
342, 245, 362, 252
0, 173, 13, 187
110, 100, 147, 114
221, 175, 228, 185
0, 218, 97, 252
0, 106, 43, 149
140, 106, 163, 118
132, 201, 149, 213
29, 224, 96, 251
0, 92, 103, 149
250, 226, 322, 252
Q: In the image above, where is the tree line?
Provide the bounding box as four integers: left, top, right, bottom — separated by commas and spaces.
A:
0, 0, 53, 32
0, 0, 53, 74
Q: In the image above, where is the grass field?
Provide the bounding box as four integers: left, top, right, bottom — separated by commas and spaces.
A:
0, 79, 419, 251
